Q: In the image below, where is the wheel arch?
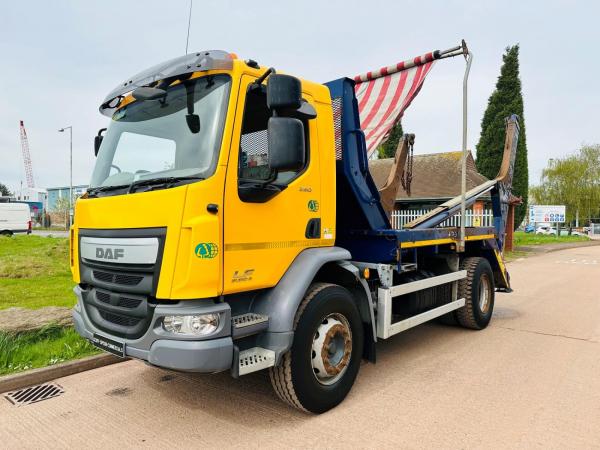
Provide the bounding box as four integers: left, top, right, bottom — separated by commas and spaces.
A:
251, 247, 376, 363
251, 247, 352, 334
465, 240, 510, 291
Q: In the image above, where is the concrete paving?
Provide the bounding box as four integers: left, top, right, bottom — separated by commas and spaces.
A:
1, 246, 599, 449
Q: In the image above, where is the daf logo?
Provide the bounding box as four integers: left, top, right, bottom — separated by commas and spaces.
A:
96, 247, 125, 260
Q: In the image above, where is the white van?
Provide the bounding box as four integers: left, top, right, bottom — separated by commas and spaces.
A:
0, 203, 32, 236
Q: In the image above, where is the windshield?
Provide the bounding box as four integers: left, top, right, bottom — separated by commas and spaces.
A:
90, 74, 231, 190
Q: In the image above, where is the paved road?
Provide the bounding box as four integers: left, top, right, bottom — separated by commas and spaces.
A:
2, 246, 599, 449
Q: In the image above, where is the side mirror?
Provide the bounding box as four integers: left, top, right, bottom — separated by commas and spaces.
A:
267, 74, 302, 111
268, 117, 305, 172
94, 128, 107, 157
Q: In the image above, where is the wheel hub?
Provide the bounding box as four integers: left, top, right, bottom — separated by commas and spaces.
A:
479, 274, 491, 314
311, 314, 352, 385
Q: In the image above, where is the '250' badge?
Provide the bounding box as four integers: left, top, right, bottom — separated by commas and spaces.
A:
194, 243, 218, 259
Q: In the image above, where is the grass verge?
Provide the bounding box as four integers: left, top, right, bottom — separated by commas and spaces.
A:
0, 235, 75, 309
503, 250, 530, 262
514, 231, 589, 246
0, 235, 101, 376
0, 324, 100, 376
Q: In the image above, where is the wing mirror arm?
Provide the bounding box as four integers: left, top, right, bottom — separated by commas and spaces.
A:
94, 128, 107, 157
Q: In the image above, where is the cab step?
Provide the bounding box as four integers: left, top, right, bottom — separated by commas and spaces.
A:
238, 347, 275, 376
232, 313, 269, 339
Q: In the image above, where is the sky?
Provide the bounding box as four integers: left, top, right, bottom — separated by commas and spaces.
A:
1, 0, 599, 195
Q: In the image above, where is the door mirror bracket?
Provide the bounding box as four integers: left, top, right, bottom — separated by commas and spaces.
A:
94, 128, 107, 157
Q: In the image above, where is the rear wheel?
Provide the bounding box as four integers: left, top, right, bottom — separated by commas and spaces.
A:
455, 257, 495, 330
269, 283, 363, 413
0, 230, 13, 237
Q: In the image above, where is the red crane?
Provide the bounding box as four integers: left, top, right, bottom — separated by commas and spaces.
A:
19, 120, 35, 189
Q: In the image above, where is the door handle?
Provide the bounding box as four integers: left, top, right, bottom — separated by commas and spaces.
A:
305, 218, 321, 239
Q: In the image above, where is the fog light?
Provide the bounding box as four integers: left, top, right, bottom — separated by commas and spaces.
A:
163, 314, 220, 336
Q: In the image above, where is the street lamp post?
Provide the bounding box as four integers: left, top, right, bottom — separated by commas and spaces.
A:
58, 126, 73, 227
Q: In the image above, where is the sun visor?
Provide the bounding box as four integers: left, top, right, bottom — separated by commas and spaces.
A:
100, 50, 234, 116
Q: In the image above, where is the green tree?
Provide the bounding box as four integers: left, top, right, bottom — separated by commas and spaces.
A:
378, 121, 404, 159
53, 196, 71, 229
476, 45, 528, 228
0, 183, 12, 197
530, 145, 600, 226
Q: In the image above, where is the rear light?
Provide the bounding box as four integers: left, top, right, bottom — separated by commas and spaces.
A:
28, 220, 32, 231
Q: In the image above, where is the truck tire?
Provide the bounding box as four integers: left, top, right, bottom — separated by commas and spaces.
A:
455, 257, 495, 330
269, 282, 364, 413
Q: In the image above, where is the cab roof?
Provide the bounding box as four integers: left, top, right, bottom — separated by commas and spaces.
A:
100, 50, 234, 116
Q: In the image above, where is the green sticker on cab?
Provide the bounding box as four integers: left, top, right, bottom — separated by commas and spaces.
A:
308, 199, 319, 212
194, 243, 218, 259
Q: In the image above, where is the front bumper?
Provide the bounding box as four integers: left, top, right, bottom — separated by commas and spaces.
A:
72, 286, 233, 373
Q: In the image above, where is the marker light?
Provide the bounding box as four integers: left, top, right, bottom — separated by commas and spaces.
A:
163, 314, 220, 336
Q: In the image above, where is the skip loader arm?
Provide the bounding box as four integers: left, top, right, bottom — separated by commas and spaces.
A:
378, 133, 415, 218
403, 114, 520, 240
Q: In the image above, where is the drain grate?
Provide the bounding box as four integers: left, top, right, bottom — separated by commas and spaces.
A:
4, 383, 64, 406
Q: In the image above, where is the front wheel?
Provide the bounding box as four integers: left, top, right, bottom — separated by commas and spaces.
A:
269, 283, 364, 413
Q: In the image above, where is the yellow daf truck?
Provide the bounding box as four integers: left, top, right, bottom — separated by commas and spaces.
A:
71, 50, 518, 413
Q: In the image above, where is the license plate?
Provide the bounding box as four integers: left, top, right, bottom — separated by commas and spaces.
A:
91, 333, 125, 358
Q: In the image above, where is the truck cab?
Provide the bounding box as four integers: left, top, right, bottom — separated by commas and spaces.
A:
72, 50, 515, 413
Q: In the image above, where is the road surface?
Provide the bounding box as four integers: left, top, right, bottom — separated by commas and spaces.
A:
1, 246, 599, 449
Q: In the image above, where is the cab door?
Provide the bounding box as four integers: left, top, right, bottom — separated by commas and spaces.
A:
223, 75, 321, 294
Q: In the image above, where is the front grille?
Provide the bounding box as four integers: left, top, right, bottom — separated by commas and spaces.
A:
79, 228, 166, 339
94, 290, 142, 309
99, 310, 142, 327
93, 270, 114, 283
84, 268, 153, 339
93, 270, 143, 286
115, 274, 144, 286
96, 291, 111, 304
118, 296, 142, 309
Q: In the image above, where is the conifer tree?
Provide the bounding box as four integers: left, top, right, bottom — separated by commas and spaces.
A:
378, 121, 404, 159
476, 45, 528, 227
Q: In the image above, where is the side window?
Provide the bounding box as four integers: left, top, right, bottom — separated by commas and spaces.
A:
239, 86, 308, 185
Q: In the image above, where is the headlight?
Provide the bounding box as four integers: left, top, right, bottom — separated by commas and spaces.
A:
162, 314, 220, 336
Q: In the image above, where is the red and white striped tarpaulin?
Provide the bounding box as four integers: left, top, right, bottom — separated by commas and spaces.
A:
354, 51, 438, 158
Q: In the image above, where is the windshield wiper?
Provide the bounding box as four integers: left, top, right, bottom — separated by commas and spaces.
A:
127, 176, 204, 193
86, 184, 130, 197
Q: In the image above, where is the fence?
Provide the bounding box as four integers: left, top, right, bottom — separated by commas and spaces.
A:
391, 208, 494, 230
